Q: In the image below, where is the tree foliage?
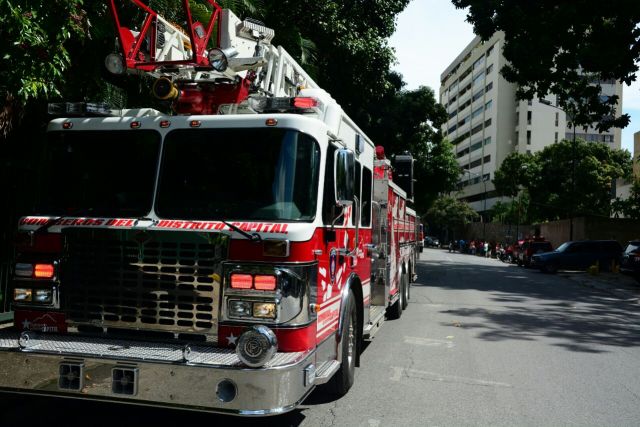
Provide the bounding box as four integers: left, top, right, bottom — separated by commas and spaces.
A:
452, 0, 640, 131
426, 194, 479, 231
262, 0, 410, 129
612, 178, 640, 219
493, 139, 633, 222
364, 82, 457, 213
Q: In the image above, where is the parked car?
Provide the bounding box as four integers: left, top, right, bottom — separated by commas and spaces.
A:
620, 240, 640, 280
532, 240, 623, 274
517, 238, 553, 267
424, 236, 439, 248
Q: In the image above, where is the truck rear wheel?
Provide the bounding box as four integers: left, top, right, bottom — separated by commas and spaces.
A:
402, 271, 409, 310
328, 290, 357, 396
387, 277, 404, 319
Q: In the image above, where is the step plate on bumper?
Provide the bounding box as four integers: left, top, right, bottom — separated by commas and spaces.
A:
0, 331, 314, 415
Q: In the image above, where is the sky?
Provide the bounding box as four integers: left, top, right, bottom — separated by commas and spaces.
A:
389, 0, 638, 155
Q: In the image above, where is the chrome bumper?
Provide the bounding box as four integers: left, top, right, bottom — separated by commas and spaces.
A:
0, 330, 315, 416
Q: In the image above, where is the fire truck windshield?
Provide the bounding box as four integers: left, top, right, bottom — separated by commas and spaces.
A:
155, 128, 320, 221
34, 130, 161, 217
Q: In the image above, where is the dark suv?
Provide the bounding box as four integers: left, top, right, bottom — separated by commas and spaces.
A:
620, 240, 640, 280
532, 240, 623, 274
517, 239, 553, 267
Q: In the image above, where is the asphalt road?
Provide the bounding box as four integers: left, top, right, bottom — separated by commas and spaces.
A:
2, 248, 640, 426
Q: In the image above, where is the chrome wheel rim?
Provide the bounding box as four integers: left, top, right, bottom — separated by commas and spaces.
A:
347, 312, 355, 367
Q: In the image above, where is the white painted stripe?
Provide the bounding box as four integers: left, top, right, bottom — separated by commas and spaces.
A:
390, 367, 512, 388
404, 336, 455, 348
316, 319, 339, 337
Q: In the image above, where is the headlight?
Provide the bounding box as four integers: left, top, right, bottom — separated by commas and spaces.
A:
13, 288, 32, 302
228, 300, 252, 318
253, 302, 276, 319
34, 288, 53, 304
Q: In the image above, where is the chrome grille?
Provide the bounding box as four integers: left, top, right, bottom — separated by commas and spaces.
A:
62, 228, 228, 336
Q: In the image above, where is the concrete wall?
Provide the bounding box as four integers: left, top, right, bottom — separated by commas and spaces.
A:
463, 222, 534, 243
460, 216, 640, 248
539, 216, 640, 248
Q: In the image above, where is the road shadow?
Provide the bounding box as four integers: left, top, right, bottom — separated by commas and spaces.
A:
416, 255, 640, 354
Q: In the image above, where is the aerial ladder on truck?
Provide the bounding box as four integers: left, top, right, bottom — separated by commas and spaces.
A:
105, 0, 323, 115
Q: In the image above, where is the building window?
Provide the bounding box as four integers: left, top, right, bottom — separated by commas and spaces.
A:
483, 155, 491, 164
471, 124, 483, 135
527, 111, 532, 125
459, 67, 472, 81
472, 89, 484, 101
554, 131, 558, 143
473, 56, 485, 70
526, 130, 531, 145
526, 149, 531, 155
448, 124, 457, 133
486, 64, 493, 74
486, 44, 494, 56
555, 112, 559, 127
456, 147, 470, 158
471, 106, 483, 119
515, 131, 519, 144
485, 82, 493, 92
527, 100, 533, 106
473, 72, 485, 86
485, 100, 492, 111
470, 140, 483, 153
484, 118, 492, 127
470, 158, 482, 168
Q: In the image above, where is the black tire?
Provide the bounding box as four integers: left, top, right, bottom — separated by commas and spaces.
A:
402, 271, 410, 310
388, 276, 404, 319
328, 290, 357, 396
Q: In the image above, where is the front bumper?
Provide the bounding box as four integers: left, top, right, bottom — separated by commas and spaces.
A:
0, 330, 315, 416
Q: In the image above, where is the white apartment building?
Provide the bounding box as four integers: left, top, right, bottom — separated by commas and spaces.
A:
439, 31, 623, 215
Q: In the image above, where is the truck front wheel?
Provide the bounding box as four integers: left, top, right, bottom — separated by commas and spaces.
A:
328, 290, 357, 396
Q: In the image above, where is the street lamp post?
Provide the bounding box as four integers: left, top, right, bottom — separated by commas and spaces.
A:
539, 99, 576, 240
463, 169, 488, 239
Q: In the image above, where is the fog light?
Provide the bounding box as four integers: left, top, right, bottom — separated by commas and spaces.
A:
33, 288, 53, 304
14, 288, 32, 302
236, 325, 277, 368
253, 302, 276, 319
229, 300, 252, 317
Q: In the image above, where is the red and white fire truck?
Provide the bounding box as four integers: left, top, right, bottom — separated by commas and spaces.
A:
0, 1, 420, 415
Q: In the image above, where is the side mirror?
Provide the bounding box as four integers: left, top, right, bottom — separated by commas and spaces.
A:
334, 148, 355, 206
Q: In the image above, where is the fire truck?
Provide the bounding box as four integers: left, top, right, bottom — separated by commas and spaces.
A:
0, 1, 420, 415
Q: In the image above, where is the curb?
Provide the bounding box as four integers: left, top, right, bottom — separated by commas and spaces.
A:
562, 274, 640, 302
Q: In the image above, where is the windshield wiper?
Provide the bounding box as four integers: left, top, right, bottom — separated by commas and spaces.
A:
221, 220, 262, 242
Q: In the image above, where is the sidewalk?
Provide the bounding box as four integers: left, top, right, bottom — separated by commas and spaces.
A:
561, 271, 640, 302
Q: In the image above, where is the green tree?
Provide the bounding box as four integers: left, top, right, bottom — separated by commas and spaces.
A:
492, 139, 633, 222
452, 0, 639, 131
365, 82, 457, 213
612, 178, 640, 219
426, 194, 479, 237
263, 0, 410, 129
